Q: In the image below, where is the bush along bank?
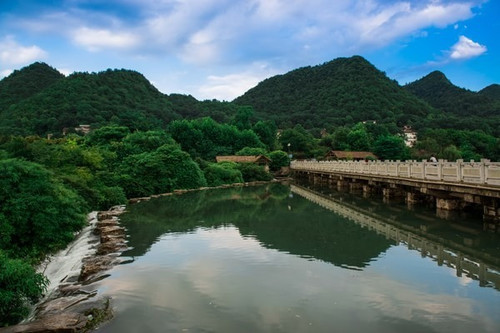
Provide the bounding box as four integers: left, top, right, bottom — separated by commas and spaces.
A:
0, 206, 126, 333
0, 125, 281, 327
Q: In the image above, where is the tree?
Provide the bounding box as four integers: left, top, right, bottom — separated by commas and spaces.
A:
252, 120, 278, 150
347, 124, 371, 151
236, 147, 268, 156
204, 162, 243, 186
278, 125, 318, 158
0, 251, 48, 326
118, 145, 207, 198
268, 150, 290, 171
373, 135, 409, 161
232, 106, 254, 130
85, 125, 130, 146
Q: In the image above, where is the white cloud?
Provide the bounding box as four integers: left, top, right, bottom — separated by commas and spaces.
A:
354, 2, 474, 47
197, 63, 278, 101
449, 35, 487, 60
1, 69, 13, 78
72, 27, 140, 51
0, 36, 47, 65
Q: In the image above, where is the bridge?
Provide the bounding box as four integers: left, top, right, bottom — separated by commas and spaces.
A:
291, 184, 500, 290
291, 159, 500, 231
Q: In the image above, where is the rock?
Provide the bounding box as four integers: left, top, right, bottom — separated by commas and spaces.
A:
80, 256, 118, 282
0, 312, 88, 333
98, 226, 125, 237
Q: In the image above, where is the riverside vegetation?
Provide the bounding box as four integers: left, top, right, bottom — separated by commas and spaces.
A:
1, 55, 500, 327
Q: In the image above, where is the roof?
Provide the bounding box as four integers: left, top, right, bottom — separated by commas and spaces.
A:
328, 151, 377, 159
216, 155, 271, 163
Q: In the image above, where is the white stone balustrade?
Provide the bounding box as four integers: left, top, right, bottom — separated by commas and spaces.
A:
291, 159, 500, 186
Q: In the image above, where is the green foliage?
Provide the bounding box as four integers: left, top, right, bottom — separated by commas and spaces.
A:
0, 251, 48, 326
442, 145, 462, 161
0, 69, 178, 135
118, 145, 207, 198
237, 163, 273, 182
252, 120, 278, 150
204, 162, 243, 186
278, 124, 318, 158
0, 159, 86, 258
268, 150, 290, 171
373, 135, 409, 161
236, 147, 268, 156
404, 71, 500, 136
347, 124, 371, 151
85, 126, 130, 146
234, 56, 434, 129
413, 128, 500, 161
168, 117, 264, 160
0, 62, 64, 114
232, 106, 254, 130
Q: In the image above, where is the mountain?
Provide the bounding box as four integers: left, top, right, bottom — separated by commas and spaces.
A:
0, 68, 179, 136
233, 56, 435, 129
479, 84, 500, 101
0, 62, 64, 112
404, 71, 500, 117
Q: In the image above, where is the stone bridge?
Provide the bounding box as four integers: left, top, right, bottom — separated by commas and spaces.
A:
291, 159, 500, 231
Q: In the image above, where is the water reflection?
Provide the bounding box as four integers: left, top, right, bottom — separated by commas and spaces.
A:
95, 183, 500, 333
121, 184, 394, 269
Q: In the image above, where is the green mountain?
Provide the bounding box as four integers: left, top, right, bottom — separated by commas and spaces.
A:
233, 56, 435, 129
0, 62, 64, 112
479, 84, 500, 101
404, 71, 500, 117
0, 67, 179, 136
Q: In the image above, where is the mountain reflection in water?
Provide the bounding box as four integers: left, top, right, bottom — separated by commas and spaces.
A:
94, 182, 500, 333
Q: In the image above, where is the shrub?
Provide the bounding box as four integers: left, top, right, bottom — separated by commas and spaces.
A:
204, 162, 243, 186
0, 251, 48, 326
268, 150, 290, 171
0, 159, 86, 258
237, 163, 273, 182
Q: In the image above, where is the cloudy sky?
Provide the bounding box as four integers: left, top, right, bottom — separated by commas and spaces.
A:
1, 0, 498, 101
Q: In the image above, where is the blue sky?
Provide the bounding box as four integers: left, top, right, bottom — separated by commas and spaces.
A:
1, 0, 498, 101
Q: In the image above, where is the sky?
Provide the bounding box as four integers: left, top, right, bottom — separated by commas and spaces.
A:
0, 0, 499, 101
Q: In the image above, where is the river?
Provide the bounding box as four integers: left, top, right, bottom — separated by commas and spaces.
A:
94, 182, 500, 333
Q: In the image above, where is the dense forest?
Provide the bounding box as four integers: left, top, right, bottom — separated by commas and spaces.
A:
404, 71, 500, 136
233, 56, 436, 130
1, 55, 500, 326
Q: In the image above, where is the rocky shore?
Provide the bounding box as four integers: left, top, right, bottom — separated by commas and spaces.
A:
0, 206, 128, 333
1, 180, 285, 332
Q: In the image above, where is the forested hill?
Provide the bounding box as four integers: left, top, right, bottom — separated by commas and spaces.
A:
479, 84, 500, 101
404, 71, 500, 117
233, 56, 435, 129
0, 68, 179, 136
0, 62, 64, 112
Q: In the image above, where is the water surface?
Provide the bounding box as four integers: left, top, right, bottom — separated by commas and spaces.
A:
95, 183, 500, 333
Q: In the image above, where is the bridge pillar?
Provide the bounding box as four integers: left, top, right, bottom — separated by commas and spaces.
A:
382, 187, 405, 203
349, 182, 363, 194
337, 180, 349, 191
363, 185, 373, 198
483, 198, 500, 232
436, 198, 460, 210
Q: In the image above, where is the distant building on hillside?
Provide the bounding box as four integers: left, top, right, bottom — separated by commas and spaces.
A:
75, 125, 91, 135
403, 126, 417, 147
216, 155, 271, 171
326, 150, 377, 161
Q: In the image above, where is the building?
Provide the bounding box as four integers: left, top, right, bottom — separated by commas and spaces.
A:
403, 126, 417, 147
326, 151, 377, 161
216, 155, 271, 171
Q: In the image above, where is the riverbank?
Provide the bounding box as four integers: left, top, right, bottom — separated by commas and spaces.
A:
1, 180, 285, 332
0, 206, 127, 333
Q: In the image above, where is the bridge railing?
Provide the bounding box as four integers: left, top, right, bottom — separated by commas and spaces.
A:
291, 159, 500, 186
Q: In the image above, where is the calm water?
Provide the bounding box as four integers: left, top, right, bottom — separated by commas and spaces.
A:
95, 182, 500, 333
